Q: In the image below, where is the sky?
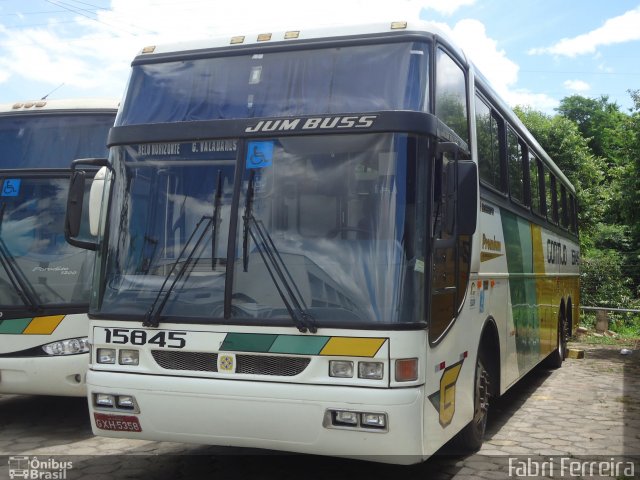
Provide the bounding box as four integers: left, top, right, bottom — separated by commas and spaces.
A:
0, 0, 639, 114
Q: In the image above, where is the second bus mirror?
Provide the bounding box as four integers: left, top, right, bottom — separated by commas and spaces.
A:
65, 169, 87, 239
89, 167, 108, 236
64, 158, 111, 251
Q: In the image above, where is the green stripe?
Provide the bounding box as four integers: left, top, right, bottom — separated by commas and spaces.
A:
220, 333, 333, 355
501, 210, 540, 373
0, 318, 32, 334
269, 335, 330, 355
220, 333, 278, 352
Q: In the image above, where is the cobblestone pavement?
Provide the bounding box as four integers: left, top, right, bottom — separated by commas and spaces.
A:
0, 342, 638, 479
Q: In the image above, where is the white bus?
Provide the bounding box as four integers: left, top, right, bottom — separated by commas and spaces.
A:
0, 99, 117, 396
66, 22, 579, 463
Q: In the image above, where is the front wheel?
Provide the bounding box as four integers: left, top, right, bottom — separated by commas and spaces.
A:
455, 353, 490, 451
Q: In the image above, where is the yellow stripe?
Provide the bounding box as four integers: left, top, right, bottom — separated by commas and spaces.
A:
530, 224, 545, 274
319, 337, 386, 357
22, 315, 65, 335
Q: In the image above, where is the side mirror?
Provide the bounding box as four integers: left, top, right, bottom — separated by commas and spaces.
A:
64, 158, 111, 250
456, 160, 478, 236
437, 142, 478, 237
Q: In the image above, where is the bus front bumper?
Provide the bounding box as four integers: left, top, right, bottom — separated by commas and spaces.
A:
0, 354, 87, 397
88, 370, 427, 464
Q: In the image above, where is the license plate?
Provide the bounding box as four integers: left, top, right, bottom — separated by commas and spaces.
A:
94, 412, 142, 432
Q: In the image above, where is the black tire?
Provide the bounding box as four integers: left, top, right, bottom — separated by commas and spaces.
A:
544, 316, 567, 369
455, 351, 491, 451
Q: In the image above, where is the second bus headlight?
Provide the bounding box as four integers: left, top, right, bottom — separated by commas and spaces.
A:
42, 337, 90, 356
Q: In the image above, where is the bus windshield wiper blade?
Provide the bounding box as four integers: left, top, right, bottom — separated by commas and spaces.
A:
242, 171, 317, 334
0, 202, 40, 311
211, 170, 223, 270
143, 214, 213, 327
144, 170, 226, 328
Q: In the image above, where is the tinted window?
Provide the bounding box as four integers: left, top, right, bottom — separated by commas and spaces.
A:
507, 127, 525, 204
435, 48, 468, 142
475, 95, 502, 190
545, 168, 558, 224
529, 153, 542, 215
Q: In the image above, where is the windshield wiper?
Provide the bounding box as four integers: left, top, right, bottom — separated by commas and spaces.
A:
143, 170, 225, 328
0, 202, 40, 311
211, 170, 223, 270
143, 214, 213, 327
242, 171, 317, 334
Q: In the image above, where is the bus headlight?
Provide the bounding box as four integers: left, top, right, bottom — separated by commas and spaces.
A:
119, 349, 139, 366
42, 337, 90, 356
358, 361, 384, 380
329, 360, 354, 378
97, 348, 116, 364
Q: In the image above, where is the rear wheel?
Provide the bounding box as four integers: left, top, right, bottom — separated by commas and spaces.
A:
455, 351, 491, 451
545, 314, 567, 369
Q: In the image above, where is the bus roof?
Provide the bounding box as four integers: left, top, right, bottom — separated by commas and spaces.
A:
134, 20, 466, 60
130, 21, 573, 193
0, 98, 119, 115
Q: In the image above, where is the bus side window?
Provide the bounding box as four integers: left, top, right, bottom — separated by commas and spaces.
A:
559, 184, 569, 229
475, 94, 503, 191
545, 169, 558, 224
507, 127, 525, 205
529, 154, 543, 215
435, 47, 468, 144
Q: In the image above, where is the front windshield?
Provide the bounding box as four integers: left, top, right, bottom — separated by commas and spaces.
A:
0, 113, 115, 169
0, 177, 94, 308
97, 133, 427, 326
117, 41, 429, 124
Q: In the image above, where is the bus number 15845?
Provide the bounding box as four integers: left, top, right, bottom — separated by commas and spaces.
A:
103, 328, 186, 348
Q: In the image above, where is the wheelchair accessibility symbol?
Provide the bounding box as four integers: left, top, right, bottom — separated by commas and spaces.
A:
246, 141, 274, 169
1, 179, 21, 197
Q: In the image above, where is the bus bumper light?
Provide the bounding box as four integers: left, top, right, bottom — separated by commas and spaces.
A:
95, 393, 115, 408
42, 337, 90, 356
334, 410, 358, 425
116, 395, 137, 410
93, 393, 140, 413
324, 409, 388, 432
361, 412, 387, 428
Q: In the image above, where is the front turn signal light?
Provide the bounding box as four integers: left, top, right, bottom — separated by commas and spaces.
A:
395, 358, 418, 382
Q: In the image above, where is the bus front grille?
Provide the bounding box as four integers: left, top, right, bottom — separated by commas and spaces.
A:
150, 350, 311, 376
